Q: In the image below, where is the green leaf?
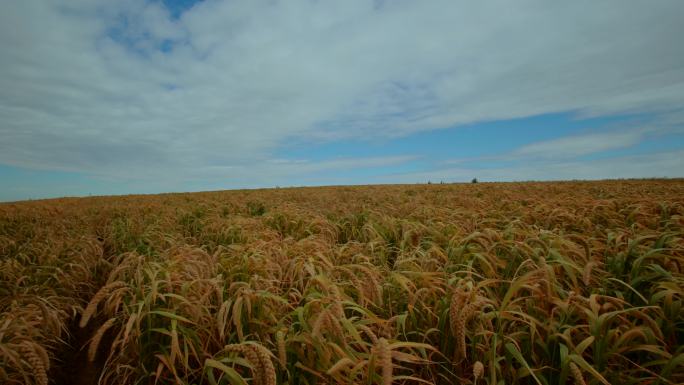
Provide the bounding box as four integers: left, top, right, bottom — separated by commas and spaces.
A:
558, 344, 569, 385
205, 359, 249, 385
505, 342, 542, 385
568, 354, 610, 385
148, 310, 194, 324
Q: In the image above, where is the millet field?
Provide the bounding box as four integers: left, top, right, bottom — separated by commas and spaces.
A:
1, 180, 683, 385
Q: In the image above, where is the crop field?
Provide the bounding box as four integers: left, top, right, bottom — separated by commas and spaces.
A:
1, 180, 683, 385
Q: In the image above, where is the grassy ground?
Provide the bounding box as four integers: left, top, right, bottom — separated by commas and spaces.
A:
1, 180, 683, 385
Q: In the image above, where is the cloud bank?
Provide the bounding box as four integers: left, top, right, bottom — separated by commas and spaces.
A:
1, 0, 683, 191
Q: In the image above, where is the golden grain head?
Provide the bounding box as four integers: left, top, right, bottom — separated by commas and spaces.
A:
473, 360, 484, 380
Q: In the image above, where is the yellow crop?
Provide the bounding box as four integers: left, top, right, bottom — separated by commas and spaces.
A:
0, 180, 682, 384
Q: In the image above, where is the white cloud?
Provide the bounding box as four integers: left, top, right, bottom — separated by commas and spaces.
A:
0, 0, 683, 185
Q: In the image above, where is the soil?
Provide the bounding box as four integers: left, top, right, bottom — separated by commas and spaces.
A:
50, 317, 108, 385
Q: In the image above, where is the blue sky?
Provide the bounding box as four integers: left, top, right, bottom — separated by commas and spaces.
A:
1, 0, 683, 202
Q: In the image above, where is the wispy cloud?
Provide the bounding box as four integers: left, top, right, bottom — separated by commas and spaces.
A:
387, 150, 684, 183
512, 131, 643, 159
424, 122, 684, 182
267, 156, 418, 173
441, 118, 684, 166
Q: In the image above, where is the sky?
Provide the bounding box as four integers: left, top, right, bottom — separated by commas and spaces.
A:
1, 0, 683, 202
